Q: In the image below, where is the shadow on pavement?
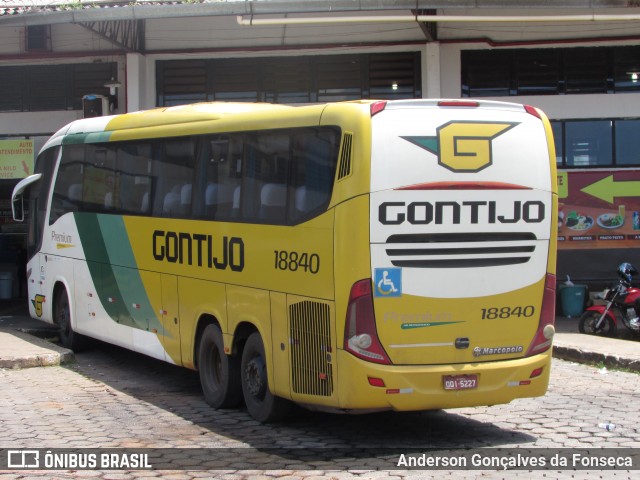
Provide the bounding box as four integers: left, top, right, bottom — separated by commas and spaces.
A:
63, 337, 536, 459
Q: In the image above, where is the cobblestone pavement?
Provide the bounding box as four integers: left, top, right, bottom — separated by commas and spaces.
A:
0, 342, 638, 479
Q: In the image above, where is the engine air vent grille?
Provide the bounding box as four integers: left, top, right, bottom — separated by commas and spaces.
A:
289, 300, 333, 396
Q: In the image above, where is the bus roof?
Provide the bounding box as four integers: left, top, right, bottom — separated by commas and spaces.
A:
39, 99, 536, 154
41, 102, 297, 152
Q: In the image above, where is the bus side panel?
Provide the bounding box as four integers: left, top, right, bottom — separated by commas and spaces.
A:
270, 292, 291, 399
320, 103, 372, 209
72, 260, 134, 351
73, 259, 99, 334
333, 194, 372, 404
178, 276, 227, 370
159, 273, 181, 364
226, 286, 273, 385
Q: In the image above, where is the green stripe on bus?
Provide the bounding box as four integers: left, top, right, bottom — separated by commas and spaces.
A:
74, 213, 162, 334
62, 132, 112, 145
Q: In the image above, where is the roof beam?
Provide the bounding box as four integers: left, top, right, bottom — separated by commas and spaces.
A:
77, 19, 145, 52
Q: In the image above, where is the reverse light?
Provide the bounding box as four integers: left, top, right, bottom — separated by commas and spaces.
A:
344, 279, 392, 365
526, 274, 556, 356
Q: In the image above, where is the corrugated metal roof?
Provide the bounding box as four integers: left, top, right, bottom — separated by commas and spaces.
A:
0, 1, 636, 20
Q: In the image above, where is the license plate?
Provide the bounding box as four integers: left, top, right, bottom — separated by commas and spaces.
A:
443, 374, 478, 390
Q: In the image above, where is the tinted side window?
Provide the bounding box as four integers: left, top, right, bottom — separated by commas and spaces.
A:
289, 129, 340, 223
242, 133, 290, 223
28, 147, 57, 256
50, 144, 85, 224
116, 143, 152, 214
200, 135, 243, 221
152, 139, 196, 218
196, 127, 340, 225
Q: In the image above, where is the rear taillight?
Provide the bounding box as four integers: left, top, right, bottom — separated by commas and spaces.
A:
526, 274, 556, 356
524, 105, 542, 119
344, 279, 391, 365
397, 181, 530, 191
370, 101, 387, 116
437, 100, 479, 108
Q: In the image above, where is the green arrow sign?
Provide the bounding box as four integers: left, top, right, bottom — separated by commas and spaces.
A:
581, 175, 640, 204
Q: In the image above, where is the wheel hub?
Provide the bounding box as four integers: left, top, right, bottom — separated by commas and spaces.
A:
245, 357, 266, 398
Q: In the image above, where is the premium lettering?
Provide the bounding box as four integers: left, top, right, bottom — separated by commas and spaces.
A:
378, 200, 545, 225
152, 230, 244, 272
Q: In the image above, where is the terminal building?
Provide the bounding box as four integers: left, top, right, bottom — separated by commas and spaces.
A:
1, 0, 640, 294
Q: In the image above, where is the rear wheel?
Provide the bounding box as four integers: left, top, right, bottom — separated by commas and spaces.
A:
198, 324, 242, 409
55, 287, 86, 351
579, 311, 616, 337
241, 332, 291, 423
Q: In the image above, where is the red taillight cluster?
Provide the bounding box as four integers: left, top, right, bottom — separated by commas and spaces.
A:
524, 104, 542, 119
437, 100, 480, 108
370, 101, 388, 116
344, 279, 392, 365
525, 273, 556, 356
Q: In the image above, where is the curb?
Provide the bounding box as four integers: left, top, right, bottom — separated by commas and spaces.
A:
553, 344, 640, 372
0, 330, 74, 369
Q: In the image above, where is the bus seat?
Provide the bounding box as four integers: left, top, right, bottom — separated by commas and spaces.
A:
140, 192, 149, 213
180, 184, 192, 215
68, 184, 82, 202
163, 185, 181, 216
206, 183, 236, 217
260, 183, 287, 222
231, 186, 241, 217
295, 186, 326, 215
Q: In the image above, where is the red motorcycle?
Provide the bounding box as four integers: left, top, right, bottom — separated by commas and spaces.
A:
579, 263, 640, 337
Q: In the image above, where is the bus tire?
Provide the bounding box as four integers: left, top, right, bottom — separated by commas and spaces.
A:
198, 324, 242, 409
54, 287, 86, 351
241, 332, 291, 423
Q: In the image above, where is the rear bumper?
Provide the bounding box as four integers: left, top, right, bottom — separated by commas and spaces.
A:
335, 348, 551, 412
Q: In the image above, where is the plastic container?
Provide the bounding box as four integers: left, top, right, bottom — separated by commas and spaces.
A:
0, 272, 12, 300
559, 284, 588, 317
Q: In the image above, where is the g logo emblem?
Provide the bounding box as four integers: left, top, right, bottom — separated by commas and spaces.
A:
32, 294, 46, 318
402, 121, 518, 173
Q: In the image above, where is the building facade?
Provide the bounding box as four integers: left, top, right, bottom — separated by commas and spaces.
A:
1, 0, 640, 291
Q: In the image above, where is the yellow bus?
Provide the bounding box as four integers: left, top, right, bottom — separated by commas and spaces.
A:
12, 99, 557, 422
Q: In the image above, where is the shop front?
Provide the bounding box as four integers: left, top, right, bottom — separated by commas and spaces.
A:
0, 138, 36, 299
557, 169, 640, 290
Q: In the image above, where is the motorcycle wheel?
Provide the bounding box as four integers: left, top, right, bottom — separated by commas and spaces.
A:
579, 311, 616, 337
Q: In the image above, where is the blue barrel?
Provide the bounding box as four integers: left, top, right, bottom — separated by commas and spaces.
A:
559, 284, 588, 317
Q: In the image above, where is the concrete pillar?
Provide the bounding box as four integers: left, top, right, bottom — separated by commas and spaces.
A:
422, 42, 441, 99
126, 53, 154, 112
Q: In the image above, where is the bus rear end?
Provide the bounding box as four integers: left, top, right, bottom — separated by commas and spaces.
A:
339, 100, 557, 412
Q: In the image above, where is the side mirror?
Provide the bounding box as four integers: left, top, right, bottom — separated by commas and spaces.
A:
12, 195, 24, 222
11, 173, 42, 223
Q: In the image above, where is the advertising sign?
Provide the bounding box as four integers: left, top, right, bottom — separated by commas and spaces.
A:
0, 139, 34, 179
558, 170, 640, 250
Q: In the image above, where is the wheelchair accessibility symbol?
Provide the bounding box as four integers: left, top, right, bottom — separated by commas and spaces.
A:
374, 268, 402, 297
